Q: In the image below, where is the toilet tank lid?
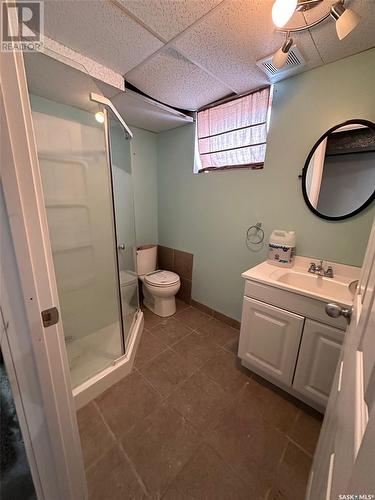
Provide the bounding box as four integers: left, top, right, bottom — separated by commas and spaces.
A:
144, 270, 180, 286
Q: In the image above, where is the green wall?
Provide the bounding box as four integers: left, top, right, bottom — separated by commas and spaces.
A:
157, 48, 375, 321
131, 127, 158, 246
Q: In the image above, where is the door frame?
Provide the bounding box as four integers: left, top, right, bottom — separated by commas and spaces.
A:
308, 216, 375, 499
0, 44, 87, 500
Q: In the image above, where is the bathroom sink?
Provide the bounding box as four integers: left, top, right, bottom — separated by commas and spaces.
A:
270, 269, 353, 303
242, 256, 359, 306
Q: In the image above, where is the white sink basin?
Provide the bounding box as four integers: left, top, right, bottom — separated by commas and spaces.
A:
269, 269, 353, 304
242, 256, 360, 306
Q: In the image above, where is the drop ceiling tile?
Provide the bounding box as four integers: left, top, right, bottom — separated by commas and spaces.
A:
173, 0, 324, 94
43, 0, 163, 74
125, 47, 232, 110
305, 0, 375, 63
112, 91, 193, 132
117, 0, 223, 41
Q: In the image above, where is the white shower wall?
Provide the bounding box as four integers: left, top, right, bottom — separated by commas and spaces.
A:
32, 106, 122, 345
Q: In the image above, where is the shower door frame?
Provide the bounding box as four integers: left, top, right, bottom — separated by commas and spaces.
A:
1, 47, 87, 499
68, 93, 144, 409
92, 92, 141, 351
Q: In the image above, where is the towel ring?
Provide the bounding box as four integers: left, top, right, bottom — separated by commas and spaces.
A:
246, 222, 264, 246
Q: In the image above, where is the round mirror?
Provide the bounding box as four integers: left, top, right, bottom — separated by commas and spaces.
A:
302, 119, 375, 221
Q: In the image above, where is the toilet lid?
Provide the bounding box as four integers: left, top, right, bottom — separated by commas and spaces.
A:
144, 270, 180, 287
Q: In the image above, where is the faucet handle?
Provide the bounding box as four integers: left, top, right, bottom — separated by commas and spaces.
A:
308, 262, 316, 273
325, 266, 334, 278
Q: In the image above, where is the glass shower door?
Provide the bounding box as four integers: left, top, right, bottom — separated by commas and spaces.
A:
106, 109, 139, 349
25, 52, 140, 389
26, 53, 127, 388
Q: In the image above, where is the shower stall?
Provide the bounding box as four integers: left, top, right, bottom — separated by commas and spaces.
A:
23, 52, 143, 406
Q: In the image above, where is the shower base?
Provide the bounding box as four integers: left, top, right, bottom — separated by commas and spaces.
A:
71, 309, 143, 410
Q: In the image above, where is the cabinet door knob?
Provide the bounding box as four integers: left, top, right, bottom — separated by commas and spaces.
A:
325, 303, 352, 324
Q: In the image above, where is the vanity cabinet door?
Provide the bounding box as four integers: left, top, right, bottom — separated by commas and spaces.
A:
239, 297, 304, 386
293, 319, 343, 409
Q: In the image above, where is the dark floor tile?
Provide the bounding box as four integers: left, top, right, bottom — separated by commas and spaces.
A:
142, 307, 164, 329
268, 442, 312, 500
86, 446, 146, 500
96, 371, 162, 439
162, 443, 251, 500
201, 349, 250, 394
139, 349, 195, 398
122, 404, 201, 498
175, 299, 190, 312
150, 317, 192, 347
173, 249, 193, 280
288, 409, 322, 455
167, 370, 233, 433
135, 329, 167, 367
171, 331, 222, 370
77, 402, 116, 469
223, 336, 240, 355
176, 307, 211, 330
207, 393, 287, 498
240, 376, 299, 434
196, 318, 239, 347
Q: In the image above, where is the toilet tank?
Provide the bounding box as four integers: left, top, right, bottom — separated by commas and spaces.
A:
136, 245, 157, 276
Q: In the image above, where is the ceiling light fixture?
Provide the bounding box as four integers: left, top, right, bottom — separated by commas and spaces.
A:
270, 0, 361, 71
272, 0, 297, 28
330, 1, 361, 40
95, 111, 105, 124
272, 34, 294, 69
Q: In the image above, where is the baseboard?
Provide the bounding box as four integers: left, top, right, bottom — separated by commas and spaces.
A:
190, 299, 241, 330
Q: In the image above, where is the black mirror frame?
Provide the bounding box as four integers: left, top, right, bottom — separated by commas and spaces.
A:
302, 119, 375, 221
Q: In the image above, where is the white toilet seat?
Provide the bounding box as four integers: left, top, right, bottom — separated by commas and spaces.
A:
144, 270, 180, 287
140, 270, 180, 317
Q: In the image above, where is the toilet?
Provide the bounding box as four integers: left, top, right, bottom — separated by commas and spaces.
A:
136, 245, 180, 317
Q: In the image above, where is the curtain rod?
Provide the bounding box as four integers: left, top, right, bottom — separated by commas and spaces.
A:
197, 85, 271, 113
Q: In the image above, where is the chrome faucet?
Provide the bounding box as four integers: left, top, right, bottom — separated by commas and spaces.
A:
308, 260, 334, 278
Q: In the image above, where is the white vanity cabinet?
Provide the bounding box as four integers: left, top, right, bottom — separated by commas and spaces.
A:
238, 297, 304, 386
292, 319, 343, 408
239, 279, 346, 412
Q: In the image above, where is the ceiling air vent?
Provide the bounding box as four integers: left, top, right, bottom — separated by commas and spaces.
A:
256, 46, 306, 81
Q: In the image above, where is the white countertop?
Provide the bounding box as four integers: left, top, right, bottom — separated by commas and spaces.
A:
242, 256, 360, 306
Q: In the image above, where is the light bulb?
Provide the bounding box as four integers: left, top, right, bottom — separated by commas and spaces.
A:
95, 111, 105, 124
334, 6, 360, 40
272, 0, 298, 28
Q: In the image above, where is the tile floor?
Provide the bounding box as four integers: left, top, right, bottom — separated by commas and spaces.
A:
77, 301, 323, 500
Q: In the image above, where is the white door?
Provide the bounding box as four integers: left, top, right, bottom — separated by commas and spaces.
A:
293, 320, 344, 410
239, 297, 304, 385
308, 218, 375, 499
0, 44, 86, 499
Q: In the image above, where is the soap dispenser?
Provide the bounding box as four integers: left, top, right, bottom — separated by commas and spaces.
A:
268, 230, 296, 267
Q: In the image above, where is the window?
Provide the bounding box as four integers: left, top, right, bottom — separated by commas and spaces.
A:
195, 86, 272, 173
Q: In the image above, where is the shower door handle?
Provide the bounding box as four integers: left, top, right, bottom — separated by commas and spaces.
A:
118, 244, 126, 251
